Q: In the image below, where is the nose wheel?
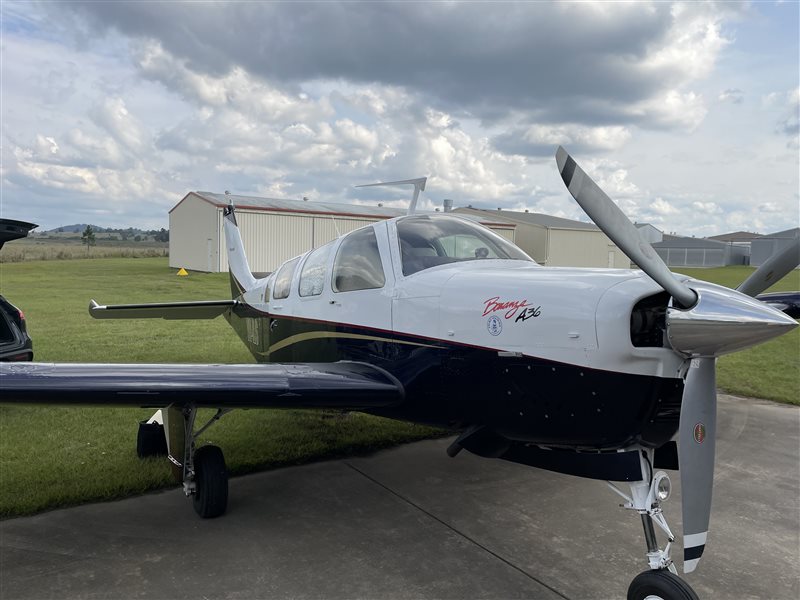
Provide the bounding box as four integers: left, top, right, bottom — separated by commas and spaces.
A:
628, 569, 699, 600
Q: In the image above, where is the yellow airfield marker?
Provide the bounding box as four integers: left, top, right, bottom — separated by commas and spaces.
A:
177, 268, 189, 276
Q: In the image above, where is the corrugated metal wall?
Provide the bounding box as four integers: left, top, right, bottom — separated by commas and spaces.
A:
548, 229, 630, 268
492, 227, 515, 243
216, 211, 382, 273
655, 247, 728, 267
312, 217, 376, 247
751, 236, 798, 267
219, 212, 313, 273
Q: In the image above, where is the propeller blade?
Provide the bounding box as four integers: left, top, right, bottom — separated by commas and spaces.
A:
679, 357, 717, 574
737, 237, 800, 298
555, 146, 697, 308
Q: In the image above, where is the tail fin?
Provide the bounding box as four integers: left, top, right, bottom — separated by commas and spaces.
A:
223, 204, 257, 295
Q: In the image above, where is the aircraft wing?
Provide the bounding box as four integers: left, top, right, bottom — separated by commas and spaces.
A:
89, 299, 236, 320
0, 362, 403, 410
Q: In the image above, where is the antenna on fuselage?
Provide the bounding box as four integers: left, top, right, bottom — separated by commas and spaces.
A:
356, 177, 427, 215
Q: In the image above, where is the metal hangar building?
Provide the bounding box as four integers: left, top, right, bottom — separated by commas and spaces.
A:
169, 192, 516, 273
452, 207, 631, 268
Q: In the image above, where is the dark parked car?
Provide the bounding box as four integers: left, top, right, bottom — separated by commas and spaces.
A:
0, 296, 32, 361
0, 219, 38, 361
756, 291, 800, 319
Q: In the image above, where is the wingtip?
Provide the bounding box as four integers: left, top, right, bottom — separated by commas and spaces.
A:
88, 299, 102, 318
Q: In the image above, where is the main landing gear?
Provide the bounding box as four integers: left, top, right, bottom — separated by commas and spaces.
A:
606, 448, 699, 600
138, 405, 231, 518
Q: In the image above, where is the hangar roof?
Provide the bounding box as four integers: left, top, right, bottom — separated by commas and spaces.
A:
654, 236, 728, 249
757, 227, 800, 240
454, 207, 599, 231
707, 231, 762, 242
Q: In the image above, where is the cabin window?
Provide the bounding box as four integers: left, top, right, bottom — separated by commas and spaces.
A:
299, 243, 333, 297
397, 215, 531, 276
332, 227, 386, 292
273, 256, 301, 299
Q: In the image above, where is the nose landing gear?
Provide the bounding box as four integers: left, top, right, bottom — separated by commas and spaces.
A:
607, 449, 699, 600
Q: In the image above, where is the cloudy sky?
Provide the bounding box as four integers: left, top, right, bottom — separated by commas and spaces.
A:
1, 1, 798, 236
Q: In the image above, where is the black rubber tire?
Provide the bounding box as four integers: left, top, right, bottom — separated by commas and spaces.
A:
136, 421, 168, 458
192, 445, 228, 518
627, 569, 699, 600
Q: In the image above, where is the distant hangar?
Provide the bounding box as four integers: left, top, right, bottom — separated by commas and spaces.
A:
169, 192, 516, 273
453, 207, 631, 268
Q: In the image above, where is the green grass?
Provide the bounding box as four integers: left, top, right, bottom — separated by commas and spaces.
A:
677, 266, 799, 405
0, 258, 441, 517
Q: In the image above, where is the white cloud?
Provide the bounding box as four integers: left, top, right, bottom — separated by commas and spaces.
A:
719, 88, 744, 104
0, 0, 796, 240
650, 197, 679, 216
90, 97, 148, 152
691, 201, 723, 214
640, 2, 731, 82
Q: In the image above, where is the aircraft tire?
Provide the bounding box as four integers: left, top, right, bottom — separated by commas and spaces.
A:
627, 569, 699, 600
136, 421, 168, 458
192, 445, 228, 519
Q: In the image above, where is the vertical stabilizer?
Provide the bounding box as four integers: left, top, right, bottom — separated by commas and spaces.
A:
223, 204, 257, 294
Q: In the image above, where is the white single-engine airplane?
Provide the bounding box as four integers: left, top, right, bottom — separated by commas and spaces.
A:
2, 148, 798, 600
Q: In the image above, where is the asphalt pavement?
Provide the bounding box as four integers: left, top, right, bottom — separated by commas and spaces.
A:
1, 394, 798, 599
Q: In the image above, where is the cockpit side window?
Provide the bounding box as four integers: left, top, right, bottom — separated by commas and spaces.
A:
272, 256, 301, 299
397, 215, 531, 276
299, 243, 333, 297
332, 227, 385, 292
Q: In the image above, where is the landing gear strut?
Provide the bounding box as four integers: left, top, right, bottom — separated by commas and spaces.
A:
607, 448, 699, 600
162, 405, 231, 518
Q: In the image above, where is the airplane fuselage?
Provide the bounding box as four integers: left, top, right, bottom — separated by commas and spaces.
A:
225, 216, 687, 452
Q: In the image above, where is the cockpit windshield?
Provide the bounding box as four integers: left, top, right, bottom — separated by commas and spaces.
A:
396, 215, 532, 276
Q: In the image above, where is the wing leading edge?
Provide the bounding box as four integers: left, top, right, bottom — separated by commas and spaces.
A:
0, 362, 403, 409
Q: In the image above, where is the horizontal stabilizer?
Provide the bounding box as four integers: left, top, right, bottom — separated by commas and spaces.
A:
89, 299, 236, 320
356, 177, 427, 215
0, 361, 404, 410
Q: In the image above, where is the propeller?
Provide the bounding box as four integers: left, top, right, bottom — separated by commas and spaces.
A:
678, 358, 716, 573
737, 236, 800, 298
554, 146, 798, 575
554, 147, 696, 309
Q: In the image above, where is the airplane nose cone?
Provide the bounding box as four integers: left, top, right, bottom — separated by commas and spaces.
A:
666, 284, 798, 356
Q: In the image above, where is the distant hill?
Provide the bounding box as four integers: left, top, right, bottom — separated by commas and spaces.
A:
44, 224, 111, 234
39, 224, 169, 243
43, 225, 158, 235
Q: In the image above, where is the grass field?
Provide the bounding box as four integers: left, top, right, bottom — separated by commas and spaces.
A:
0, 258, 441, 517
677, 266, 799, 405
0, 237, 168, 262
0, 260, 797, 517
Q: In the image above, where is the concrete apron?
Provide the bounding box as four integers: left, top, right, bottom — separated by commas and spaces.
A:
1, 394, 798, 599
